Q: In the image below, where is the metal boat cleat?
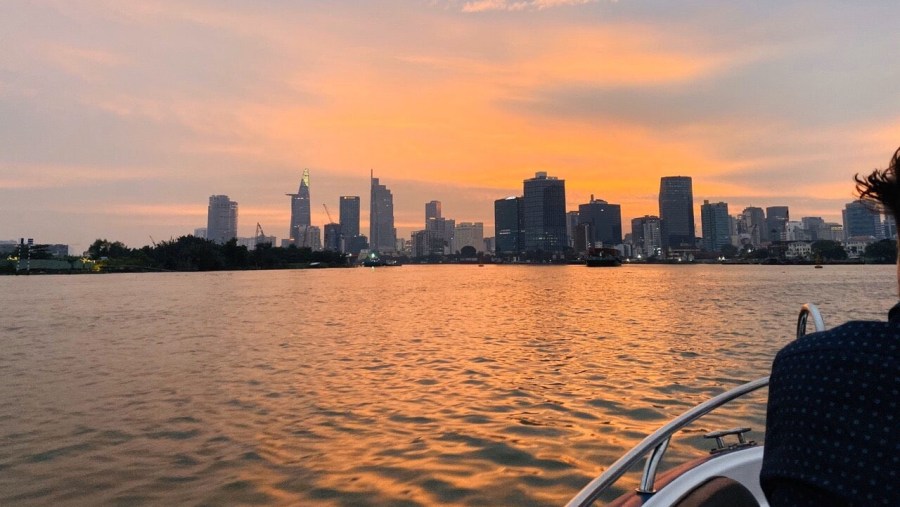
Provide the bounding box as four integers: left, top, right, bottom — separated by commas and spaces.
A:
704, 427, 756, 454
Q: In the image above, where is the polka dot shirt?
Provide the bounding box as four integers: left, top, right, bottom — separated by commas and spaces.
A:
760, 305, 900, 506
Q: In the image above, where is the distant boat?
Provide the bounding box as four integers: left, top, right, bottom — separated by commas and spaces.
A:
585, 247, 622, 267
362, 254, 399, 267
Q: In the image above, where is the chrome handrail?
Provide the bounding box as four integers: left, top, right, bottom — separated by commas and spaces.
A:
796, 303, 825, 338
567, 303, 827, 507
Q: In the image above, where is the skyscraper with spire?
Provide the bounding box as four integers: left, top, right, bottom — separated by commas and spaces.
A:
370, 170, 396, 253
286, 169, 311, 240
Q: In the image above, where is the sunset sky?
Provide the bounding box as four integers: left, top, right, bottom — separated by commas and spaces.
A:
2, 1, 899, 252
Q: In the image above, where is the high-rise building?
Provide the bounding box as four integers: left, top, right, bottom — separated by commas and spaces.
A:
411, 229, 444, 258
741, 207, 766, 246
370, 171, 396, 253
801, 217, 826, 241
784, 221, 806, 242
193, 227, 207, 240
522, 172, 567, 253
339, 196, 360, 238
207, 195, 238, 244
286, 169, 311, 240
631, 215, 662, 258
483, 237, 495, 254
426, 217, 455, 254
700, 200, 730, 252
425, 201, 442, 222
572, 222, 592, 254
453, 222, 484, 253
766, 206, 790, 242
659, 176, 695, 250
294, 225, 321, 250
577, 196, 622, 249
566, 211, 579, 248
494, 196, 522, 256
842, 200, 880, 240
324, 223, 342, 252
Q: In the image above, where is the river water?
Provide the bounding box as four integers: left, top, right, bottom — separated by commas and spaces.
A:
0, 264, 894, 506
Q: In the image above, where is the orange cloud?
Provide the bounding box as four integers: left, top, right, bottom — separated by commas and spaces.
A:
462, 0, 599, 12
0, 164, 158, 190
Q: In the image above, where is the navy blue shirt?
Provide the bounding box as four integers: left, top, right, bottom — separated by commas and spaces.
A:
761, 306, 900, 506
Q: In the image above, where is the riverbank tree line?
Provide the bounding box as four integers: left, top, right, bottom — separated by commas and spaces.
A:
0, 236, 349, 274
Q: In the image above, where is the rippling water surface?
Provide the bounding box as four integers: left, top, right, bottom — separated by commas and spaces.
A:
0, 264, 894, 505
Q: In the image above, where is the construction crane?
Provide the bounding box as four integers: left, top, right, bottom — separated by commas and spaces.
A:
322, 203, 337, 224
255, 223, 272, 247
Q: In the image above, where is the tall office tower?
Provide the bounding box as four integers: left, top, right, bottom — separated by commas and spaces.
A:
425, 201, 442, 222
453, 222, 484, 253
577, 196, 622, 249
410, 229, 442, 258
339, 196, 361, 238
842, 200, 880, 240
658, 176, 695, 250
287, 169, 311, 239
728, 215, 739, 243
566, 211, 580, 248
323, 223, 342, 251
741, 207, 766, 246
370, 171, 396, 253
765, 206, 790, 242
631, 215, 662, 258
426, 217, 455, 254
294, 225, 322, 250
494, 196, 523, 255
522, 172, 567, 253
572, 222, 592, 254
700, 200, 730, 252
207, 195, 238, 244
801, 217, 826, 241
483, 237, 495, 254
784, 221, 806, 241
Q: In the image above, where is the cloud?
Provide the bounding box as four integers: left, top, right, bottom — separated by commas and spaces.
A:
461, 0, 599, 12
0, 164, 159, 190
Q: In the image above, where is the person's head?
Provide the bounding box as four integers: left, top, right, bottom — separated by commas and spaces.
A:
855, 146, 900, 290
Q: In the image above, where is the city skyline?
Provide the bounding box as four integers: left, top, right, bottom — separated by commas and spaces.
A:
2, 2, 899, 250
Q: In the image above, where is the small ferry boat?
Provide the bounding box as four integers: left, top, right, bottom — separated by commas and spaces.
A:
585, 247, 622, 267
361, 252, 399, 267
566, 304, 826, 507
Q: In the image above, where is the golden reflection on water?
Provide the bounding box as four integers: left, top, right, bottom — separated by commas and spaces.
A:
0, 265, 894, 505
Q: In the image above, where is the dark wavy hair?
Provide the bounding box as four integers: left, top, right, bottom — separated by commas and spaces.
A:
855, 147, 900, 217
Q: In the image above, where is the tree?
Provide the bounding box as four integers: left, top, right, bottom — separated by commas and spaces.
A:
864, 239, 897, 264
811, 240, 848, 261
460, 245, 477, 258
221, 238, 251, 269
750, 247, 770, 260
87, 239, 130, 259
720, 244, 738, 258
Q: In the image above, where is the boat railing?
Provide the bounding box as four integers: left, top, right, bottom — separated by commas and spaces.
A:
566, 303, 826, 507
796, 303, 824, 340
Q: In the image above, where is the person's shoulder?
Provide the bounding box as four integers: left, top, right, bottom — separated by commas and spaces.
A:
777, 320, 900, 359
